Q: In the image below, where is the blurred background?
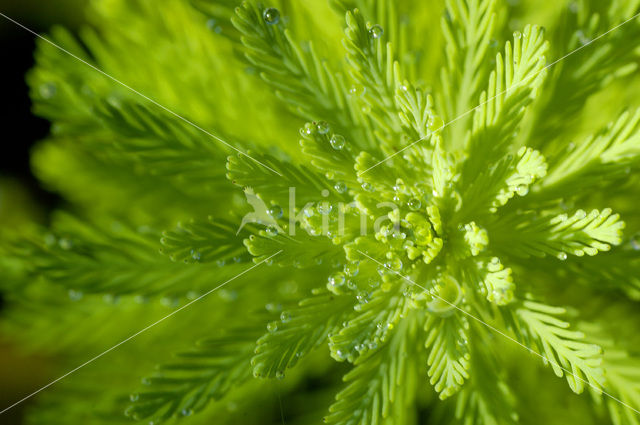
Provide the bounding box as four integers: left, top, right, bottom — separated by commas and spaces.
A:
0, 1, 83, 423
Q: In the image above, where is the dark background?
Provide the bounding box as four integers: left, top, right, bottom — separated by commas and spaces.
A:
0, 0, 84, 212
1, 2, 84, 423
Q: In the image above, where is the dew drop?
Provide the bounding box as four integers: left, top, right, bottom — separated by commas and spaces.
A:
275, 370, 285, 380
369, 24, 384, 39
181, 409, 193, 417
328, 272, 346, 289
557, 252, 568, 261
267, 322, 278, 333
349, 85, 366, 97
268, 205, 283, 219
427, 115, 444, 132
39, 82, 57, 99
513, 31, 522, 40
68, 289, 83, 301
317, 202, 333, 215
191, 250, 202, 261
344, 262, 359, 277
265, 226, 278, 236
515, 184, 529, 196
58, 238, 73, 250
631, 233, 640, 250
334, 181, 347, 193
263, 7, 280, 25
280, 311, 291, 323
408, 198, 421, 210
361, 182, 374, 192
330, 134, 346, 150
129, 393, 139, 402
316, 121, 330, 134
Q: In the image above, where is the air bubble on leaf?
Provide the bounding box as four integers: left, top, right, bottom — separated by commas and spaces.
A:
334, 181, 347, 193
408, 198, 421, 210
316, 121, 330, 134
330, 134, 346, 150
515, 184, 529, 196
267, 322, 278, 333
268, 205, 283, 219
263, 7, 280, 24
369, 24, 384, 39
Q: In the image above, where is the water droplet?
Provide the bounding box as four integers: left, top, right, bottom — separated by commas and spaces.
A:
557, 252, 568, 261
280, 311, 291, 323
58, 238, 73, 250
369, 24, 384, 39
317, 202, 332, 215
349, 85, 366, 97
334, 349, 347, 360
191, 250, 201, 261
427, 115, 444, 132
263, 7, 280, 25
576, 30, 591, 45
265, 226, 278, 236
267, 322, 278, 333
515, 184, 529, 196
328, 272, 346, 288
513, 31, 522, 40
316, 121, 330, 134
630, 233, 640, 250
361, 182, 373, 192
569, 1, 579, 13
321, 189, 330, 197
356, 291, 369, 303
385, 254, 403, 271
39, 82, 57, 99
181, 409, 193, 417
334, 181, 347, 193
275, 370, 285, 380
408, 198, 421, 210
268, 205, 283, 219
68, 289, 83, 301
330, 134, 346, 150
344, 262, 359, 277
129, 393, 139, 402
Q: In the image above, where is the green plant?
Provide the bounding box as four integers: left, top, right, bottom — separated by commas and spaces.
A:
3, 0, 640, 424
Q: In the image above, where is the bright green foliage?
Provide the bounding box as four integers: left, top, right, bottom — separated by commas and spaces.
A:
2, 0, 640, 425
